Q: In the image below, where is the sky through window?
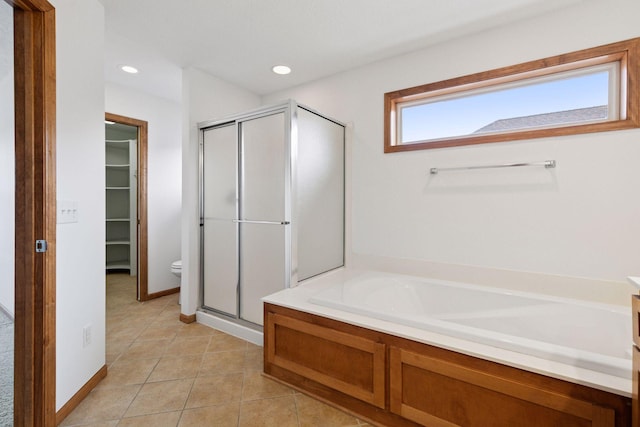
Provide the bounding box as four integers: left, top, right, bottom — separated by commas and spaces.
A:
400, 71, 609, 143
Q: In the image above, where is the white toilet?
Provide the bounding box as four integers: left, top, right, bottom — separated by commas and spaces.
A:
171, 260, 182, 304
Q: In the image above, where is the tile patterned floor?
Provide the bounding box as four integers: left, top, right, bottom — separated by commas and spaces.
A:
61, 274, 370, 426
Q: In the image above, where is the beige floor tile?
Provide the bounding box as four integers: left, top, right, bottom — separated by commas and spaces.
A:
246, 342, 261, 351
178, 402, 240, 427
295, 393, 360, 427
176, 323, 219, 338
106, 325, 143, 342
147, 355, 202, 382
152, 309, 183, 325
165, 336, 212, 356
106, 295, 136, 308
106, 304, 136, 316
124, 308, 164, 321
158, 302, 181, 315
119, 339, 171, 360
106, 294, 132, 305
151, 317, 186, 329
123, 378, 193, 418
106, 351, 121, 366
199, 350, 245, 376
241, 370, 294, 401
136, 325, 184, 341
59, 385, 141, 426
238, 396, 298, 427
184, 373, 243, 409
165, 293, 180, 304
108, 318, 148, 329
139, 297, 172, 310
106, 315, 146, 328
106, 338, 133, 355
244, 348, 263, 372
97, 358, 159, 388
117, 411, 181, 427
207, 333, 248, 352
61, 421, 119, 427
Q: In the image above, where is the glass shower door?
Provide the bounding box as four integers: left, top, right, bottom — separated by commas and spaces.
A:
201, 111, 290, 327
238, 112, 289, 325
202, 123, 239, 317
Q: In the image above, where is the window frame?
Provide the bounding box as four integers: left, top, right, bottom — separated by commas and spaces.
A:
384, 38, 640, 153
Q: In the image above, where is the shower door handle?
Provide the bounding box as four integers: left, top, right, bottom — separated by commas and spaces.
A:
232, 219, 290, 225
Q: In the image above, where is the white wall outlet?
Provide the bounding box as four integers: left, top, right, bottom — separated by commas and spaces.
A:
83, 324, 92, 348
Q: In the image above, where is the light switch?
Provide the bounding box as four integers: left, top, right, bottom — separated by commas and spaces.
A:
57, 200, 78, 224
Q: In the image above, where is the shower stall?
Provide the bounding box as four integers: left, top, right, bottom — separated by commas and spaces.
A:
199, 100, 345, 331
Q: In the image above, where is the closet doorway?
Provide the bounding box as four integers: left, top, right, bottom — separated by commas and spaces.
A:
105, 113, 149, 300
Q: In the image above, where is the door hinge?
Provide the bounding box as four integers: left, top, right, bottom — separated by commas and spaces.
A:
35, 240, 48, 253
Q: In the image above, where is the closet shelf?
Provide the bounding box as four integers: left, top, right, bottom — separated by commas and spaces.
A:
105, 135, 136, 274
106, 261, 131, 270
106, 240, 130, 245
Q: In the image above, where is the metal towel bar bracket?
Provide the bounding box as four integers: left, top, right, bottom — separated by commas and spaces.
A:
429, 160, 556, 175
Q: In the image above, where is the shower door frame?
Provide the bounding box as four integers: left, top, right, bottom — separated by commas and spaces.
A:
199, 102, 295, 329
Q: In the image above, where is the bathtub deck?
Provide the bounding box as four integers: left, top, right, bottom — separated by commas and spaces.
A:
265, 302, 631, 427
262, 268, 632, 397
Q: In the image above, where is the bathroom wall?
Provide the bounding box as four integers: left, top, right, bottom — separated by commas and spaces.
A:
0, 1, 14, 316
263, 0, 640, 304
180, 67, 261, 316
52, 0, 106, 410
105, 82, 182, 294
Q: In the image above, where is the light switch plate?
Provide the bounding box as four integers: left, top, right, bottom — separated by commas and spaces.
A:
57, 200, 78, 224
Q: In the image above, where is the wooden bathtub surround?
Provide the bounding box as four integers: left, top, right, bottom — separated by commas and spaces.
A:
265, 303, 631, 427
265, 312, 386, 409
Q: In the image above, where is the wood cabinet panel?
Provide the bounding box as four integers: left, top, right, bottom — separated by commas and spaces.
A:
390, 346, 615, 427
632, 296, 640, 348
266, 311, 385, 408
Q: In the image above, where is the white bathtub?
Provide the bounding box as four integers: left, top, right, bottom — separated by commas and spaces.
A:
307, 271, 631, 379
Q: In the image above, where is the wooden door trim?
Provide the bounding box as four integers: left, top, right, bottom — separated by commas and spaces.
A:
105, 112, 149, 301
10, 0, 57, 425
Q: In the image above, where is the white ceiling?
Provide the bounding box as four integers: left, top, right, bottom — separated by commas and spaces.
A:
99, 0, 584, 102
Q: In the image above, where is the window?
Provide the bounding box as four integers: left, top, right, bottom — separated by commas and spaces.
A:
384, 38, 640, 152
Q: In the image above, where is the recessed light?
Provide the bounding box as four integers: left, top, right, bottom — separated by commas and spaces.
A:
272, 65, 291, 75
104, 120, 115, 125
120, 65, 139, 74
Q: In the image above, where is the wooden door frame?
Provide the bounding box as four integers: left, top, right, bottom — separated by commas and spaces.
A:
105, 112, 149, 301
9, 0, 57, 425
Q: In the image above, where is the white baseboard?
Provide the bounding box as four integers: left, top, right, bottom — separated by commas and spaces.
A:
196, 310, 263, 346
